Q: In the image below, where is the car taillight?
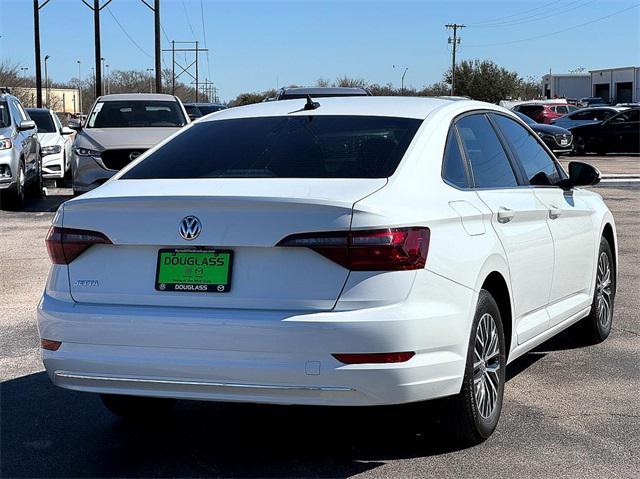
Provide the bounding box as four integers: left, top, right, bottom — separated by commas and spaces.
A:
332, 352, 415, 364
45, 226, 112, 264
277, 227, 429, 271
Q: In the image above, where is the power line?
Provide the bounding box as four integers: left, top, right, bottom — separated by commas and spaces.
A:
200, 0, 211, 82
106, 5, 152, 58
467, 0, 562, 26
469, 0, 595, 28
181, 0, 198, 40
465, 3, 639, 47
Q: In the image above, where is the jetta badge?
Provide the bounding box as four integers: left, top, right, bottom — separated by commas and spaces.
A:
179, 216, 201, 240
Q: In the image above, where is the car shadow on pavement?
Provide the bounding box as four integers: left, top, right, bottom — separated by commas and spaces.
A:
1, 335, 587, 477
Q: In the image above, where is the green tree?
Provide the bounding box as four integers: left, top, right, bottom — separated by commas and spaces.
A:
445, 59, 521, 103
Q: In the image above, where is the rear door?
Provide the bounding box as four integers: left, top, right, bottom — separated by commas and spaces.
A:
455, 113, 554, 344
491, 113, 597, 325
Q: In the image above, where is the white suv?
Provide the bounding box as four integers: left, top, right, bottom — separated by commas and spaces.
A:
38, 97, 616, 445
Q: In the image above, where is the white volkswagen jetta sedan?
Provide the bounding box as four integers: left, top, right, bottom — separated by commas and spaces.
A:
38, 97, 616, 445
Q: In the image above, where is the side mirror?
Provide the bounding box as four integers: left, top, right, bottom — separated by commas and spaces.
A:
61, 127, 75, 135
18, 120, 36, 131
567, 161, 601, 188
67, 119, 82, 130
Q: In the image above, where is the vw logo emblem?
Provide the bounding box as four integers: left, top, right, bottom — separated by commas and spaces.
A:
179, 216, 202, 241
129, 151, 142, 161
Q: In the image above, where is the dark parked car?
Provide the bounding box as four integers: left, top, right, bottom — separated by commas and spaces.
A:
551, 107, 627, 129
514, 112, 573, 155
183, 103, 226, 120
579, 97, 609, 108
569, 108, 640, 155
275, 87, 371, 100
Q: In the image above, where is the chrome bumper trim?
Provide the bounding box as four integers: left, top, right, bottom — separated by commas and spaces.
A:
54, 371, 354, 392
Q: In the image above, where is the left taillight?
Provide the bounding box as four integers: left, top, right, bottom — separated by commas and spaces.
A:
277, 227, 430, 271
45, 226, 112, 265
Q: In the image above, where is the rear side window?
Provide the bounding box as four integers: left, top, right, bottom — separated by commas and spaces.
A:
123, 115, 422, 179
0, 102, 9, 128
491, 114, 563, 186
456, 114, 518, 188
442, 128, 469, 188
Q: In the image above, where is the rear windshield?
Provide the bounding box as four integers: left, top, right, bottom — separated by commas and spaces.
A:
27, 109, 56, 133
196, 104, 226, 114
517, 105, 543, 114
87, 100, 187, 128
122, 115, 422, 179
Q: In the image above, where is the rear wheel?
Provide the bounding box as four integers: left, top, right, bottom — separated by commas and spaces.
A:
0, 160, 25, 210
100, 393, 176, 419
575, 237, 615, 343
442, 289, 506, 446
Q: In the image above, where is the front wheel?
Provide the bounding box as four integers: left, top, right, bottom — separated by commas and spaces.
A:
575, 237, 615, 343
100, 393, 176, 419
573, 135, 587, 155
443, 289, 506, 446
0, 161, 25, 210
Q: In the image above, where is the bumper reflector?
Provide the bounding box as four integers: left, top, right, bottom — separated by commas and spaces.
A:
41, 339, 62, 351
332, 351, 415, 364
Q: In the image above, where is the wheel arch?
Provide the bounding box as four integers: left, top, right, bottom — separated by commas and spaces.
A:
601, 221, 617, 292
480, 271, 513, 361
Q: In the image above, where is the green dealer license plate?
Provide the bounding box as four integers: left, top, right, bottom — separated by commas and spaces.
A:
155, 249, 233, 293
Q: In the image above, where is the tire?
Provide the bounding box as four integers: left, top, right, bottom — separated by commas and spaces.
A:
443, 289, 506, 446
26, 159, 43, 199
575, 237, 615, 343
573, 135, 586, 155
100, 394, 176, 419
0, 160, 25, 210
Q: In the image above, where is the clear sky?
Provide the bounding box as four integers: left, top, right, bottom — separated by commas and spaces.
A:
1, 0, 639, 102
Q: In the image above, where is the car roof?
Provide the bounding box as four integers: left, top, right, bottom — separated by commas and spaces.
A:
26, 107, 52, 113
185, 102, 226, 107
96, 93, 178, 102
203, 96, 487, 121
280, 87, 369, 96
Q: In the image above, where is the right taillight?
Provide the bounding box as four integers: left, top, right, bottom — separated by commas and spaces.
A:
277, 227, 430, 271
45, 226, 112, 265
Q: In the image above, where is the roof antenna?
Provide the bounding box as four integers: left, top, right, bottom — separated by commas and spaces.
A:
304, 94, 320, 110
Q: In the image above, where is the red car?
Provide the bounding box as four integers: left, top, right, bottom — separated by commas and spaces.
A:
513, 103, 579, 124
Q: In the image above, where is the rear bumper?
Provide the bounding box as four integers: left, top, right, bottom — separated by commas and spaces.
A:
38, 271, 474, 406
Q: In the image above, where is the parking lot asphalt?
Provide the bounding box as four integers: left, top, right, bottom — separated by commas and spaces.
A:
1, 168, 638, 478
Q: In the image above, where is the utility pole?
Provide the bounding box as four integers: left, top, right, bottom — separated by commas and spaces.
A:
140, 0, 162, 93
445, 23, 465, 96
33, 0, 51, 108
81, 0, 112, 98
77, 60, 83, 114
147, 68, 154, 93
44, 55, 50, 108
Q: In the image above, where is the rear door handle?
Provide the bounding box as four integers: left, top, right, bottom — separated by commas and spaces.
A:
497, 207, 515, 223
549, 205, 562, 219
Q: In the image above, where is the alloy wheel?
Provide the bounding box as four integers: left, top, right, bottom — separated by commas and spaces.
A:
596, 251, 613, 329
473, 313, 501, 419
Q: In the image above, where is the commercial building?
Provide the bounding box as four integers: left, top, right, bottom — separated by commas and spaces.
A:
542, 73, 590, 100
10, 87, 81, 113
590, 66, 639, 103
